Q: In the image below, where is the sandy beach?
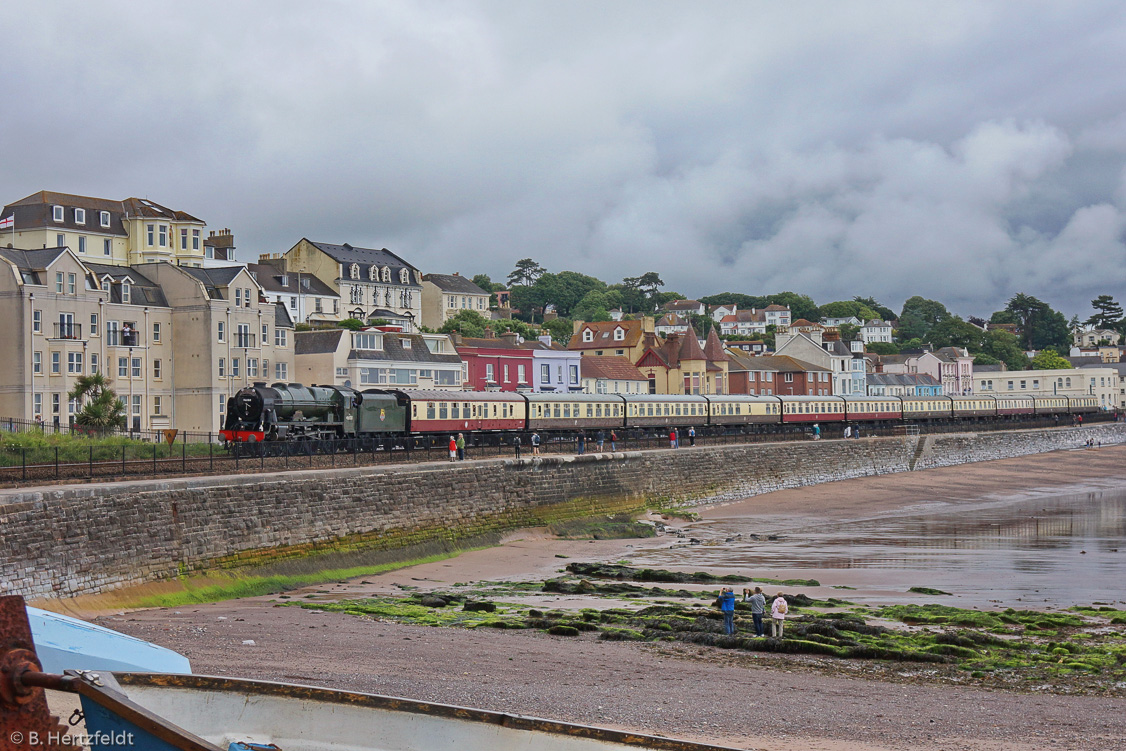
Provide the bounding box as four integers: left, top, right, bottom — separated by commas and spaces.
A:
96, 445, 1126, 751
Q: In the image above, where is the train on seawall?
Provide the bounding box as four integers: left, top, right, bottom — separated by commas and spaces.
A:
220, 382, 1101, 443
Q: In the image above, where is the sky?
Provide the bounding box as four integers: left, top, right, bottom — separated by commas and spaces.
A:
4, 1, 1126, 319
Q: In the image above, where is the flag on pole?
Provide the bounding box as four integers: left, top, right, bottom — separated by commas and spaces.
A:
0, 215, 13, 230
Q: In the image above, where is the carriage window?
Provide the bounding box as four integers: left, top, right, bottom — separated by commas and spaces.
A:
464, 403, 470, 417
596, 404, 602, 417
553, 403, 561, 418
452, 403, 460, 419
412, 404, 417, 418
492, 405, 497, 417
587, 404, 594, 417
439, 402, 448, 419
427, 402, 435, 419
563, 403, 570, 418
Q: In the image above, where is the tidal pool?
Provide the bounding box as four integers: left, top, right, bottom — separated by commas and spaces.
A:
629, 489, 1126, 608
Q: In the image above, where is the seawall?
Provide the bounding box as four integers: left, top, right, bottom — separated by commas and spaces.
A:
3, 423, 1124, 601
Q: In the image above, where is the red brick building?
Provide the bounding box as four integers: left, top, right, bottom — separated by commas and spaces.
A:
726, 352, 833, 396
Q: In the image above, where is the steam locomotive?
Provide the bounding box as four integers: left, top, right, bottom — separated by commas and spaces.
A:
219, 381, 1101, 443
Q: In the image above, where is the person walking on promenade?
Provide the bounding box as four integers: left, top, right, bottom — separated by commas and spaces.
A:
812, 423, 820, 440
609, 430, 617, 451
718, 587, 737, 636
531, 432, 540, 456
448, 435, 457, 462
596, 430, 605, 452
577, 430, 586, 455
669, 428, 678, 449
688, 426, 696, 446
771, 593, 788, 638
844, 425, 851, 439
748, 587, 767, 637
456, 433, 466, 461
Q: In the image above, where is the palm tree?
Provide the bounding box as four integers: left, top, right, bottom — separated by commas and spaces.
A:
68, 372, 126, 430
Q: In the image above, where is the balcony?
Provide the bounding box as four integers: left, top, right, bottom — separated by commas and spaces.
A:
51, 323, 83, 340
235, 333, 257, 349
106, 330, 141, 347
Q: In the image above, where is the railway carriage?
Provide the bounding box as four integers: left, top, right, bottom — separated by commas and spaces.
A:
622, 394, 710, 429
526, 393, 625, 431
994, 395, 1035, 417
842, 396, 902, 422
899, 395, 953, 421
780, 396, 846, 424
1067, 395, 1100, 414
950, 395, 997, 418
1031, 396, 1069, 416
388, 389, 526, 434
702, 395, 782, 426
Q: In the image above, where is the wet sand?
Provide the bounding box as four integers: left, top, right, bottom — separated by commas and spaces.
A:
99, 446, 1126, 750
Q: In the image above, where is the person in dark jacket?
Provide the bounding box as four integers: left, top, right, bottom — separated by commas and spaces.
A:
718, 587, 737, 635
577, 430, 586, 455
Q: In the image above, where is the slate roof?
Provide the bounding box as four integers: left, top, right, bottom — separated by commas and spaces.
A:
867, 373, 941, 387
178, 266, 246, 299
1, 191, 202, 236
1067, 356, 1106, 367
305, 240, 420, 285
355, 333, 462, 365
295, 329, 344, 355
973, 363, 1005, 373
248, 263, 337, 297
662, 299, 703, 312
726, 353, 828, 373
274, 302, 293, 329
423, 273, 488, 295
0, 247, 67, 279
580, 356, 648, 381
83, 262, 168, 307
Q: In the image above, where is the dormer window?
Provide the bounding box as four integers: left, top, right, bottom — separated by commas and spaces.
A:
352, 332, 383, 350
52, 206, 64, 222
301, 278, 310, 289
582, 329, 594, 343
121, 281, 131, 304
280, 275, 289, 287
74, 208, 85, 225
100, 211, 111, 228
414, 271, 423, 285
350, 263, 359, 279
368, 265, 377, 281
381, 266, 391, 282
613, 327, 625, 341
399, 268, 409, 284
402, 338, 411, 349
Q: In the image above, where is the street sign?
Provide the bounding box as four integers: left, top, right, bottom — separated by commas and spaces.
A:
163, 429, 179, 446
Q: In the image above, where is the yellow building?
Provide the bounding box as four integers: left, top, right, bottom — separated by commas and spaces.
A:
1, 191, 210, 268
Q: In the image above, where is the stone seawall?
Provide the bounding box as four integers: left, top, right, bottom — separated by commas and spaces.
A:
3, 423, 1124, 600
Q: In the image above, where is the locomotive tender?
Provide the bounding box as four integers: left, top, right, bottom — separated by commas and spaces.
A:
220, 381, 1100, 443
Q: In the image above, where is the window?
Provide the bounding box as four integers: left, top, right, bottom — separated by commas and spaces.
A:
192, 229, 200, 250
147, 224, 155, 246
289, 295, 297, 310
33, 310, 41, 333
74, 208, 85, 224
153, 359, 161, 378
518, 364, 525, 383
314, 297, 322, 313
570, 365, 578, 384
158, 225, 167, 247
131, 357, 141, 378
274, 328, 287, 347
33, 351, 41, 374
33, 393, 41, 417
78, 236, 86, 254
121, 282, 130, 304
52, 393, 60, 415
785, 373, 794, 382
51, 352, 60, 374
67, 273, 76, 294
350, 263, 359, 279
118, 357, 128, 377
235, 288, 242, 307
99, 211, 110, 228
67, 352, 82, 374
56, 272, 63, 293
503, 364, 509, 382
381, 266, 390, 282
180, 228, 188, 250
232, 358, 240, 377
352, 333, 381, 350
262, 323, 268, 341
248, 358, 258, 377
88, 314, 97, 337
153, 396, 162, 415
613, 328, 625, 341
152, 322, 160, 343
436, 370, 458, 385
485, 363, 495, 382
448, 296, 456, 308
217, 321, 225, 342
582, 329, 593, 342
400, 268, 409, 284
52, 206, 64, 222
236, 323, 251, 348
218, 358, 226, 377
541, 363, 550, 382
132, 394, 141, 416
103, 238, 111, 256
275, 362, 288, 380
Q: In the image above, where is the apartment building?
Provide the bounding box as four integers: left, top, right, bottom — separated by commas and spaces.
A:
1, 191, 210, 267
974, 367, 1118, 410
295, 329, 464, 390
420, 273, 490, 329
249, 260, 340, 325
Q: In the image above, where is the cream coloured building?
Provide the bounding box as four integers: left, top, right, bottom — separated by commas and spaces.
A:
974, 367, 1118, 410
295, 329, 463, 390
0, 246, 294, 435
420, 273, 490, 330
1, 191, 212, 268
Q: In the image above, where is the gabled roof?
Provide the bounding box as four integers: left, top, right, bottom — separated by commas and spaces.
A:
0, 247, 67, 273
274, 302, 293, 329
569, 320, 644, 350
295, 329, 344, 355
353, 333, 463, 365
247, 264, 338, 297
656, 313, 690, 327
178, 266, 248, 300
726, 353, 829, 373
82, 262, 168, 307
764, 304, 789, 311
662, 299, 703, 311
423, 273, 488, 295
579, 356, 648, 382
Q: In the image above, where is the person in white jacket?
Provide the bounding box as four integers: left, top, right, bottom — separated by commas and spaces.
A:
771, 593, 788, 638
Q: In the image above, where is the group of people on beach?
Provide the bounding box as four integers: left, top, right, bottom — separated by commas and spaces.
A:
717, 586, 789, 638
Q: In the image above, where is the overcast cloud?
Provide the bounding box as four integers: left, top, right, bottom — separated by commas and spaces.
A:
4, 1, 1126, 318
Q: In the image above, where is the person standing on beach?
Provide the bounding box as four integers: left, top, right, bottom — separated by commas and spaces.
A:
718, 587, 737, 635
771, 593, 788, 637
456, 433, 466, 461
748, 587, 767, 637
448, 435, 457, 462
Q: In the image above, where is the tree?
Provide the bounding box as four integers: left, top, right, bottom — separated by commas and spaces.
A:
866, 341, 899, 355
637, 271, 665, 300
699, 292, 770, 309
926, 317, 986, 351
853, 296, 897, 322
765, 292, 818, 323
571, 289, 619, 322
506, 259, 546, 288
1030, 349, 1072, 370
838, 323, 860, 341
688, 313, 714, 338
338, 318, 365, 331
981, 330, 1029, 370
1086, 295, 1123, 330
542, 317, 574, 346
898, 296, 951, 341
1004, 293, 1070, 351
817, 300, 879, 322
68, 373, 126, 430
438, 309, 490, 338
